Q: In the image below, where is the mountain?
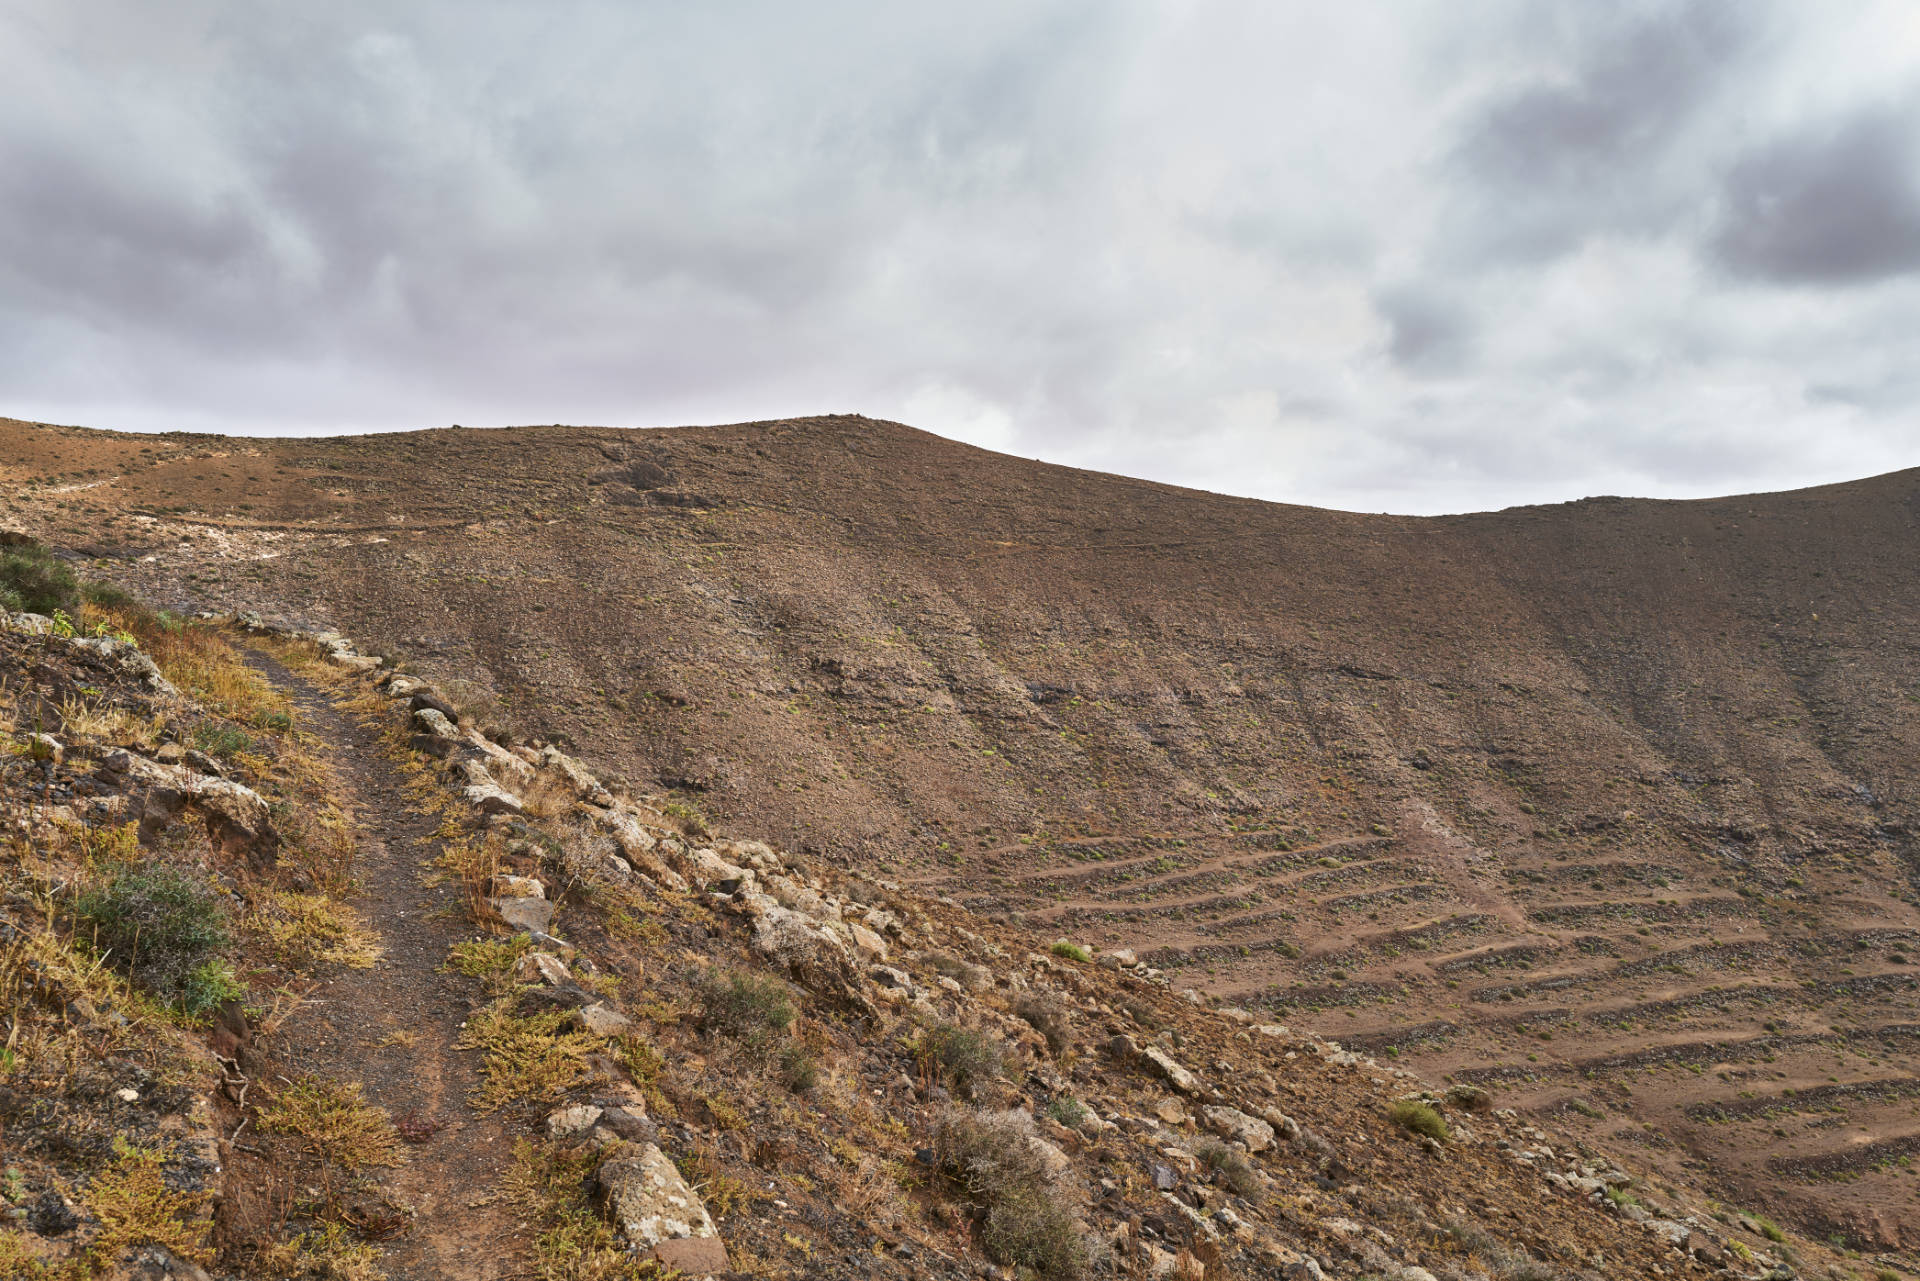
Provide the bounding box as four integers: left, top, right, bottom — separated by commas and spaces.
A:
4, 412, 1919, 1257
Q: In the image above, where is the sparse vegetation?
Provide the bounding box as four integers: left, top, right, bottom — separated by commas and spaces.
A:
1014, 991, 1072, 1056
1196, 1137, 1260, 1197
914, 1022, 1005, 1098
934, 1109, 1087, 1279
458, 1000, 601, 1111
258, 1076, 403, 1170
695, 966, 796, 1055
72, 861, 235, 1015
1390, 1098, 1450, 1142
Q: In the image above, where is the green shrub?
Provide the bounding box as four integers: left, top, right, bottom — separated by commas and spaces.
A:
0, 534, 78, 615
1389, 1098, 1450, 1142
779, 1044, 819, 1094
189, 723, 254, 760
73, 863, 234, 1014
1048, 940, 1091, 963
1014, 993, 1072, 1057
1043, 1096, 1087, 1129
1195, 1138, 1260, 1197
1751, 1213, 1786, 1243
934, 1109, 1086, 1280
696, 967, 795, 1055
915, 1023, 1004, 1098
80, 580, 137, 610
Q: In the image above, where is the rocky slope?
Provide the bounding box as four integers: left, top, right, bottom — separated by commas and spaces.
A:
0, 597, 1879, 1279
2, 413, 1918, 1255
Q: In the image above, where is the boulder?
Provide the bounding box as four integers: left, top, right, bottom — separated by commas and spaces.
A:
596, 1142, 718, 1245
468, 732, 536, 789
71, 637, 179, 698
686, 848, 752, 892
847, 921, 889, 962
576, 1004, 632, 1037
493, 895, 554, 933
1258, 1107, 1302, 1144
1141, 1045, 1203, 1095
1201, 1105, 1274, 1153
547, 1104, 603, 1141
514, 952, 571, 986
538, 746, 612, 805
104, 750, 280, 868
461, 764, 525, 816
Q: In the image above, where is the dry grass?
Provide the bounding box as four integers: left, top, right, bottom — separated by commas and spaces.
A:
85, 605, 293, 729
55, 692, 164, 747
251, 890, 384, 970
456, 1000, 599, 1112
501, 1139, 670, 1281
257, 1222, 386, 1281
258, 1077, 404, 1171
86, 1137, 214, 1267
431, 836, 502, 925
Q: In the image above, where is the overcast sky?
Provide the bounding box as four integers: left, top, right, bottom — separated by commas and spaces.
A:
4, 2, 1919, 513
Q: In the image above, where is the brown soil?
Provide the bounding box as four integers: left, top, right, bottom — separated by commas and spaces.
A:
5, 411, 1918, 1250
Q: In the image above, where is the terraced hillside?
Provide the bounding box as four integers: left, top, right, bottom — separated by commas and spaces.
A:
3, 413, 1917, 1250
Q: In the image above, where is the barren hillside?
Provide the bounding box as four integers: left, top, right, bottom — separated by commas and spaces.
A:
4, 413, 1918, 1253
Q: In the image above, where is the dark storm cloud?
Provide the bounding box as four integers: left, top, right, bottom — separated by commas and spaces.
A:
0, 1, 1917, 513
1712, 108, 1920, 284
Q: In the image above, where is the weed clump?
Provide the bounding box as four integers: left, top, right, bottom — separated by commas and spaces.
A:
779, 1044, 820, 1094
1048, 940, 1091, 963
0, 533, 79, 615
915, 1023, 1005, 1098
1195, 1138, 1260, 1196
695, 967, 796, 1055
1389, 1098, 1450, 1142
458, 1000, 600, 1111
935, 1109, 1086, 1280
73, 862, 234, 1015
1013, 992, 1072, 1057
86, 1137, 214, 1267
258, 1077, 403, 1170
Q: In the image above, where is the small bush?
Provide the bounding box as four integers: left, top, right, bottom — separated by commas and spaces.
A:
80, 579, 137, 610
1014, 993, 1072, 1057
258, 1077, 403, 1170
1044, 1096, 1087, 1129
779, 1044, 820, 1094
189, 722, 254, 760
696, 967, 796, 1054
1751, 1213, 1786, 1243
1049, 940, 1091, 963
935, 1109, 1086, 1280
1195, 1138, 1260, 1197
0, 534, 78, 615
1389, 1099, 1450, 1142
457, 1000, 600, 1111
915, 1023, 1004, 1098
73, 863, 234, 1014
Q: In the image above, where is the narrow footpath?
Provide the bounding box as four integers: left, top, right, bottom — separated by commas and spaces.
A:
234, 646, 521, 1279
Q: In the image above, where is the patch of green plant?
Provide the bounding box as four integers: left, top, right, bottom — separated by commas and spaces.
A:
695, 967, 795, 1055
1389, 1098, 1450, 1142
458, 1000, 600, 1112
188, 722, 253, 760
935, 1109, 1085, 1280
1195, 1138, 1260, 1197
779, 1044, 820, 1094
0, 534, 78, 615
914, 1023, 1004, 1098
1044, 1096, 1087, 1129
1048, 940, 1091, 963
1751, 1212, 1787, 1243
72, 862, 234, 1015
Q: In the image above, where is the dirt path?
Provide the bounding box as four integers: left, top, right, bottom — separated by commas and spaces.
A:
239, 646, 521, 1280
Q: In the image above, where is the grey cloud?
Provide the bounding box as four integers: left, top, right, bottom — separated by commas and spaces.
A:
1375, 284, 1474, 372
1712, 109, 1920, 284
0, 0, 1917, 513
1444, 2, 1760, 262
